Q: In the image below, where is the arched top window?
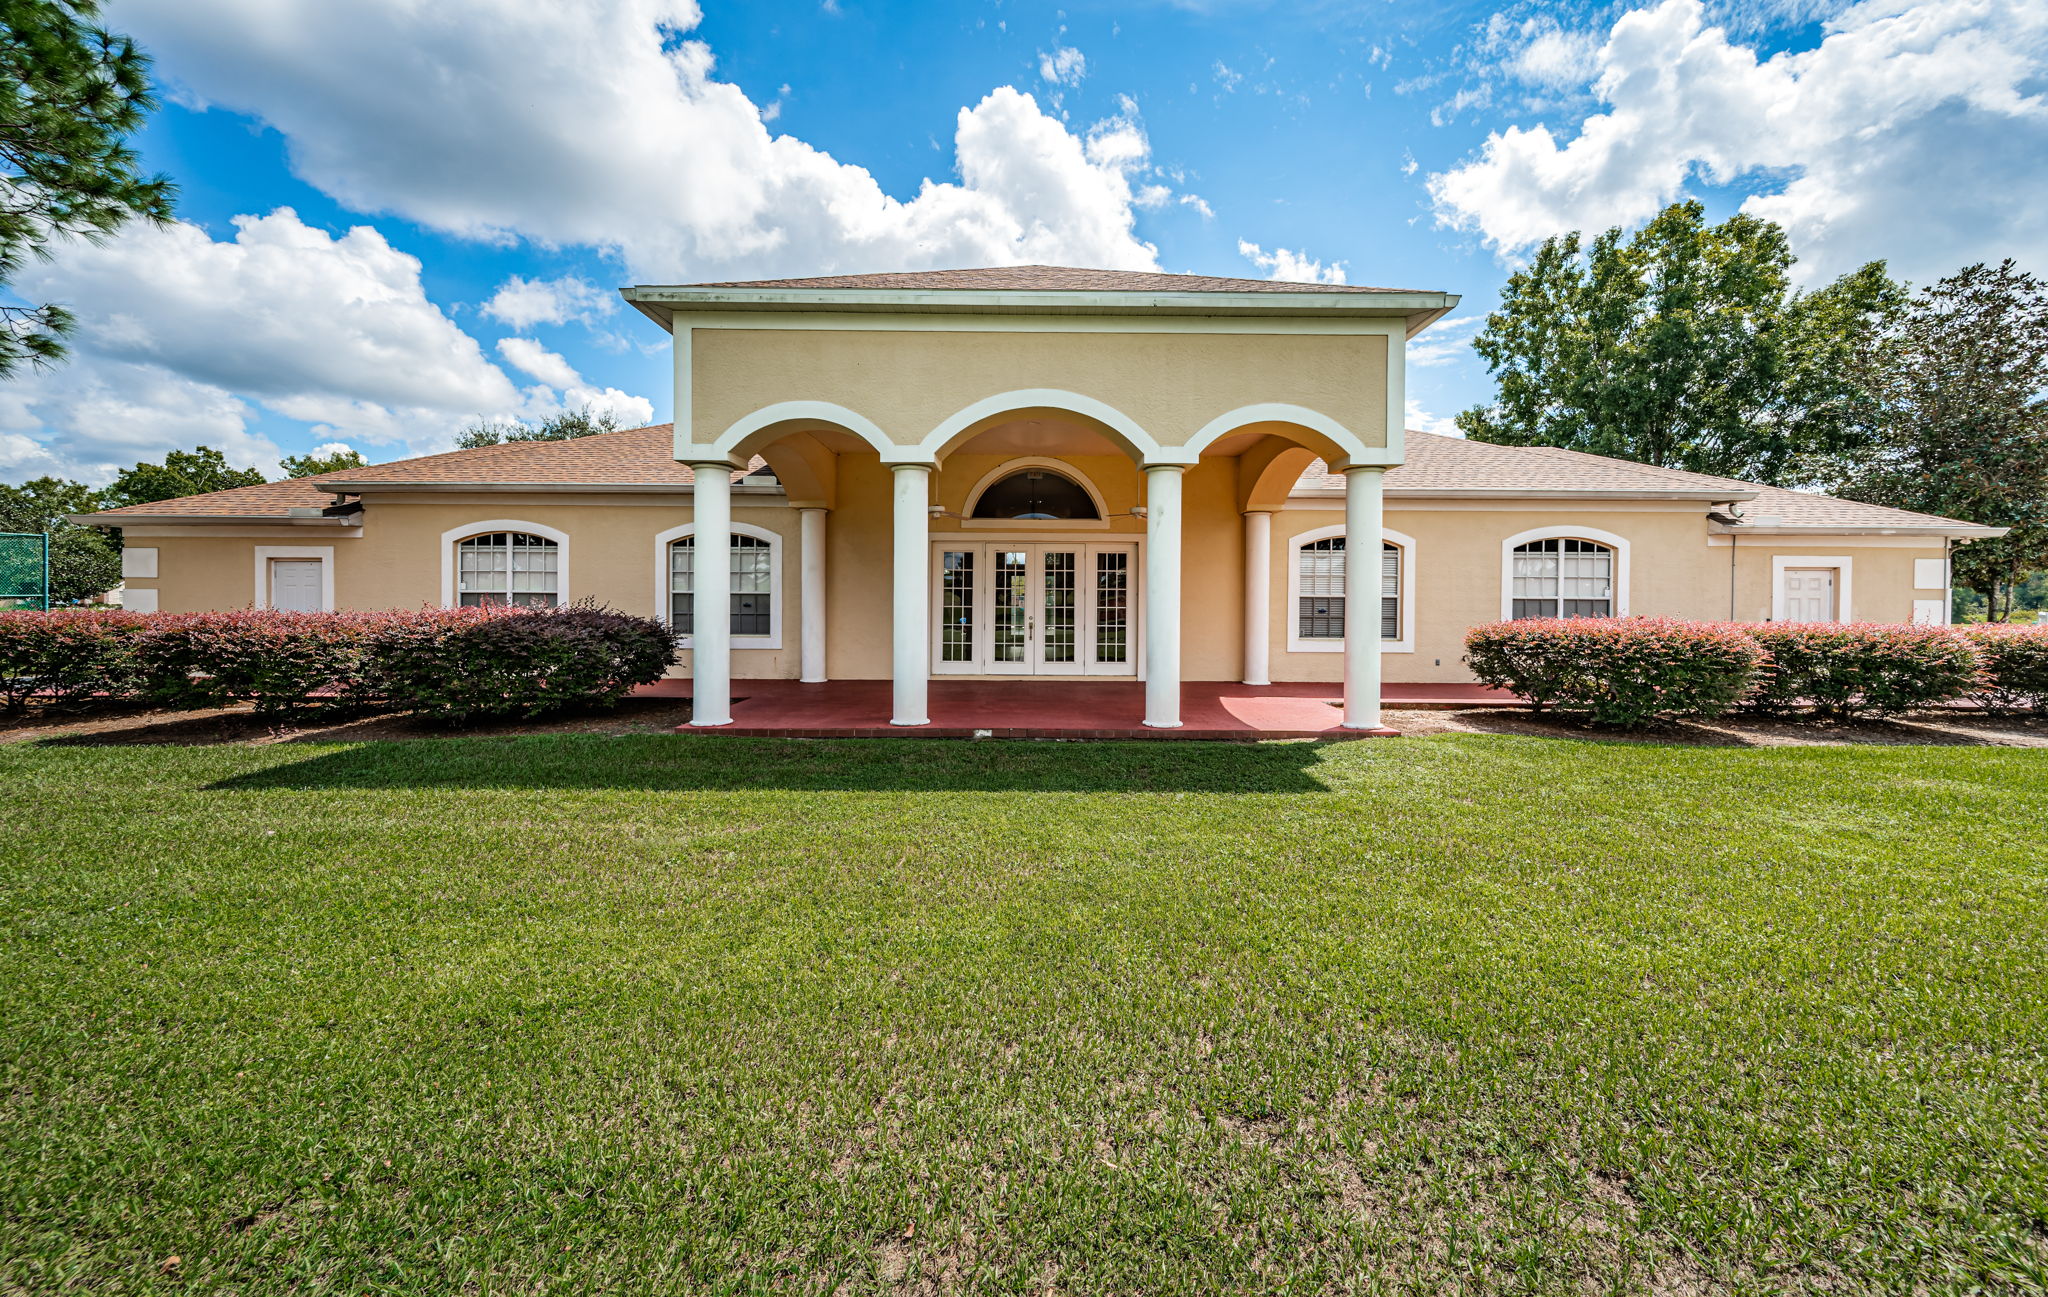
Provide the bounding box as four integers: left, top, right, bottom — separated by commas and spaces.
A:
456, 531, 560, 607
670, 532, 777, 641
1511, 537, 1613, 618
1295, 535, 1403, 644
969, 467, 1100, 520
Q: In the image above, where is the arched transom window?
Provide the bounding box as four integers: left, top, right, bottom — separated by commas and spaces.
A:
670, 534, 775, 637
456, 531, 560, 607
1296, 536, 1402, 640
969, 468, 1101, 520
1511, 537, 1613, 618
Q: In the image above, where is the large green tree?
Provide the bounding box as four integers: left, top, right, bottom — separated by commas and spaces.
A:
1817, 260, 2048, 622
100, 446, 265, 509
279, 446, 366, 478
0, 474, 118, 602
1458, 202, 1902, 484
455, 407, 621, 450
0, 0, 175, 375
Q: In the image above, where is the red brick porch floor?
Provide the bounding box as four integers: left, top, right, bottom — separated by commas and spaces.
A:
630, 679, 1527, 740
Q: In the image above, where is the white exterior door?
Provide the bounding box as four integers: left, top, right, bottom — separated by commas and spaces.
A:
1781, 567, 1836, 622
933, 542, 1136, 675
268, 559, 323, 612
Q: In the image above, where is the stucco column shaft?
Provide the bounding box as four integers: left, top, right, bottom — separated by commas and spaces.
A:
688, 462, 733, 727
890, 465, 931, 726
1242, 510, 1272, 687
1342, 466, 1385, 730
1143, 465, 1185, 728
799, 507, 828, 683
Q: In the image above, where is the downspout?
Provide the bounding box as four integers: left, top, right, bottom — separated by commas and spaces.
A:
1708, 504, 1744, 620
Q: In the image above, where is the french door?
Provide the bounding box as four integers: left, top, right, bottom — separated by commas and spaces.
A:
932, 542, 1138, 676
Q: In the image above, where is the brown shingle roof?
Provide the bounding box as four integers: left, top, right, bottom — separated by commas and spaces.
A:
81, 422, 1990, 534
1295, 432, 1988, 531
680, 264, 1431, 295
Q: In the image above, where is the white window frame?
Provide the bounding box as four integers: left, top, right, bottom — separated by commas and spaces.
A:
1770, 555, 1853, 622
1285, 524, 1415, 654
1499, 526, 1630, 621
655, 520, 784, 650
253, 545, 335, 611
440, 520, 570, 608
959, 456, 1112, 531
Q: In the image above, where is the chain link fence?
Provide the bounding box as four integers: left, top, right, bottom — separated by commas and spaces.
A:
0, 532, 50, 610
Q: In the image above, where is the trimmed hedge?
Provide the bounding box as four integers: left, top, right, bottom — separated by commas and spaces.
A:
0, 603, 676, 719
1744, 622, 1985, 719
133, 611, 386, 715
367, 603, 677, 721
1958, 624, 2048, 715
1465, 617, 1768, 726
0, 608, 148, 713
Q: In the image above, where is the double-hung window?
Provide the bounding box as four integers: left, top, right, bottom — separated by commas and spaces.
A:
1510, 537, 1614, 618
670, 533, 775, 637
1296, 537, 1402, 641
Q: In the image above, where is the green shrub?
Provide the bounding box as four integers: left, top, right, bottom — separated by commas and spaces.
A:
0, 608, 148, 712
1464, 617, 1768, 726
1958, 624, 2048, 714
1745, 623, 1984, 718
365, 602, 676, 720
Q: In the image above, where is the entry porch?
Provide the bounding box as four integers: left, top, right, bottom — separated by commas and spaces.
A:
651, 679, 1521, 740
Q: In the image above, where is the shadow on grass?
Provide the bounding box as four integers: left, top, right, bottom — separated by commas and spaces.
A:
205, 733, 1340, 794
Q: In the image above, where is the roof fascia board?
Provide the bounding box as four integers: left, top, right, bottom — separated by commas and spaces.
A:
71, 512, 360, 528
314, 481, 781, 497
623, 284, 1456, 319
1294, 487, 1762, 502
1709, 523, 2006, 538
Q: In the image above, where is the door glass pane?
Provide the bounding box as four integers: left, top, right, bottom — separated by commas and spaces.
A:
1042, 550, 1076, 663
1095, 551, 1128, 664
992, 550, 1028, 664
941, 550, 976, 663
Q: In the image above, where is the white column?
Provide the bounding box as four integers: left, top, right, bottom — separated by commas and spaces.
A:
1242, 510, 1272, 686
799, 507, 827, 683
1143, 464, 1185, 728
688, 461, 733, 726
890, 464, 931, 726
1342, 466, 1385, 730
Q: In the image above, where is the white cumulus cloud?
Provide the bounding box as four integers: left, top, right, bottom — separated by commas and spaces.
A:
495, 337, 584, 390
1237, 239, 1348, 284
119, 0, 1167, 279
482, 274, 617, 329
1428, 0, 2048, 282
0, 209, 655, 480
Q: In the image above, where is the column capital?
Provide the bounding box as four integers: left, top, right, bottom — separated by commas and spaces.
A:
886, 461, 934, 475
1341, 464, 1388, 479
1140, 461, 1190, 475
682, 455, 746, 472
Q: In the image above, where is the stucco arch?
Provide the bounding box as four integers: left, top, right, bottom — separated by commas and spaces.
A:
1186, 403, 1367, 469
1236, 436, 1322, 513
713, 400, 894, 462
914, 389, 1168, 465
752, 430, 839, 510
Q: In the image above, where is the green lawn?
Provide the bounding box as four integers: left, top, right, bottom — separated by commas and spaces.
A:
2, 734, 2045, 1295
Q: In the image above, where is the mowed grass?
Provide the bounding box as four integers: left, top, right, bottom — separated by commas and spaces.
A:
1, 734, 2045, 1295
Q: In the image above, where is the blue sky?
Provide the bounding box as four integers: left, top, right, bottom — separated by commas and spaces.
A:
2, 0, 2042, 483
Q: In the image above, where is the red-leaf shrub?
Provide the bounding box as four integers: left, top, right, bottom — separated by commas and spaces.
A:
1958, 624, 2048, 714
1464, 617, 1768, 726
132, 611, 386, 714
1744, 622, 1985, 718
0, 608, 149, 712
364, 602, 676, 720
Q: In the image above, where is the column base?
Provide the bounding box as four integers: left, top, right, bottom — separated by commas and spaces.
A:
1241, 676, 1271, 687
1142, 720, 1184, 729
890, 717, 929, 727
689, 718, 735, 728
1340, 723, 1400, 736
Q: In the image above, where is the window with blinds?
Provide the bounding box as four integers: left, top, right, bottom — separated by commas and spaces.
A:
1296, 537, 1401, 640
1510, 537, 1613, 618
670, 533, 775, 636
456, 532, 560, 607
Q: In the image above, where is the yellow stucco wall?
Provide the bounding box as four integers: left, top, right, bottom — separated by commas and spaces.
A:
119, 480, 1951, 687
688, 328, 1390, 454
1271, 505, 1948, 682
